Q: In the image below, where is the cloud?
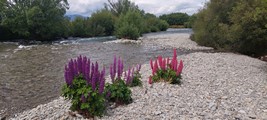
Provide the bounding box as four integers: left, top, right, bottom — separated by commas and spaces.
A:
66, 0, 208, 16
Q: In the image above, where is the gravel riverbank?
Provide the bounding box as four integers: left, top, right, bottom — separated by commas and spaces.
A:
9, 33, 267, 120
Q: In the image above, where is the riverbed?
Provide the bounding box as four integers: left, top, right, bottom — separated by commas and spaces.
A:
0, 29, 212, 118
8, 28, 267, 120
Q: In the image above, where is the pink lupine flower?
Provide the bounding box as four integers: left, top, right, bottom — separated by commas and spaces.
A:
162, 58, 166, 70
173, 49, 177, 58
149, 76, 153, 84
174, 59, 178, 71
176, 60, 184, 75
167, 57, 170, 66
152, 60, 158, 75
158, 55, 163, 69
150, 59, 153, 70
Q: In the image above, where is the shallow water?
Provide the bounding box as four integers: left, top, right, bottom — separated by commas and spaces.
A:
0, 29, 201, 118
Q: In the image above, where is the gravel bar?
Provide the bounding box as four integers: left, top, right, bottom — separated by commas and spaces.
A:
9, 33, 267, 120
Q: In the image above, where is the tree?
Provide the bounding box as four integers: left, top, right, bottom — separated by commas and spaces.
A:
159, 12, 190, 26
228, 0, 267, 55
115, 10, 144, 39
71, 17, 88, 37
1, 0, 69, 41
192, 0, 267, 56
144, 13, 169, 32
104, 0, 139, 16
184, 14, 197, 28
87, 10, 116, 36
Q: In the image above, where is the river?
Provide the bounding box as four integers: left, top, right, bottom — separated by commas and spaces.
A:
0, 28, 198, 118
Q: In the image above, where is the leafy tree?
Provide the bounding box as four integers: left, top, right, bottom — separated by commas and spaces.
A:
115, 10, 144, 39
1, 0, 69, 41
192, 0, 267, 56
104, 0, 139, 16
159, 12, 190, 26
184, 14, 197, 28
145, 14, 169, 32
71, 17, 89, 37
87, 10, 116, 36
228, 0, 267, 55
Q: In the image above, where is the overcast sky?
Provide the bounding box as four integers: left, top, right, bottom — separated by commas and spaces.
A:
66, 0, 208, 17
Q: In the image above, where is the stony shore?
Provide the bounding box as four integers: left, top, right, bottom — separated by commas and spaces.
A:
10, 33, 267, 120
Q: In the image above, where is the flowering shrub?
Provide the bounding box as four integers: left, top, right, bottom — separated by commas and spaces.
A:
149, 49, 184, 84
125, 64, 142, 87
62, 55, 107, 117
105, 56, 141, 105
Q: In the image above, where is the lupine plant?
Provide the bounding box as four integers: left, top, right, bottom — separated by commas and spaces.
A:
149, 49, 184, 84
105, 56, 141, 105
125, 64, 142, 87
62, 55, 107, 118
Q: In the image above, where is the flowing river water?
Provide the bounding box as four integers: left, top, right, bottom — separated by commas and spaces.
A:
0, 29, 208, 118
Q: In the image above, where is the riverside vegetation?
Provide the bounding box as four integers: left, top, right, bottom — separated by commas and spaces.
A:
192, 0, 267, 57
0, 0, 169, 41
62, 50, 183, 118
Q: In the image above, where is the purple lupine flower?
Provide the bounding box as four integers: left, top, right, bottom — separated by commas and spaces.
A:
82, 56, 87, 76
113, 55, 116, 80
91, 68, 97, 91
126, 68, 131, 85
121, 59, 124, 74
106, 91, 111, 99
124, 69, 127, 80
137, 64, 141, 72
85, 62, 90, 83
68, 59, 74, 84
95, 61, 99, 74
68, 59, 73, 74
64, 65, 70, 85
77, 55, 82, 74
99, 67, 105, 94
132, 67, 135, 75
110, 64, 115, 82
87, 59, 91, 82
73, 59, 78, 77
94, 62, 100, 86
130, 67, 134, 83
90, 63, 95, 84
118, 58, 124, 80
117, 57, 121, 79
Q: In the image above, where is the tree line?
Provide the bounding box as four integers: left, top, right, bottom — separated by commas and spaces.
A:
159, 12, 196, 28
192, 0, 267, 57
0, 0, 169, 41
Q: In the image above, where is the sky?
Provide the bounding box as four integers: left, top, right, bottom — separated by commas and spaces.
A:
66, 0, 208, 17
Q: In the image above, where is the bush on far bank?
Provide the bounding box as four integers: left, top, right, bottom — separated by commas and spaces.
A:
115, 10, 143, 40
